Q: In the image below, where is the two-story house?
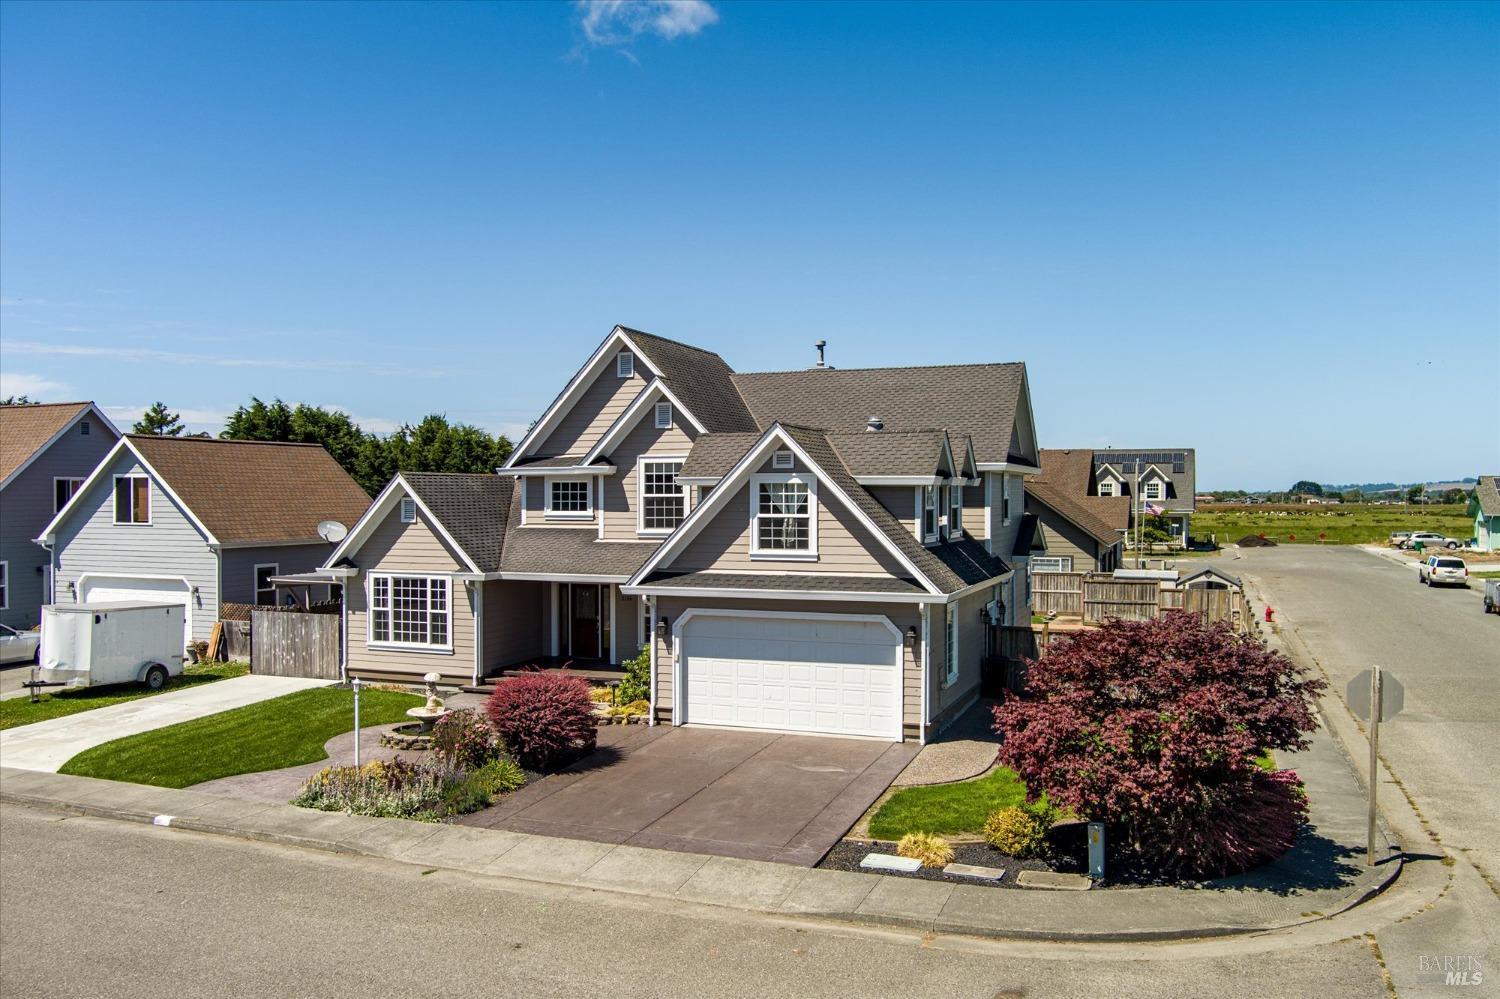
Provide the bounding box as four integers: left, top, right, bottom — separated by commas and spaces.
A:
1091, 448, 1196, 548
0, 402, 120, 630
323, 326, 1042, 742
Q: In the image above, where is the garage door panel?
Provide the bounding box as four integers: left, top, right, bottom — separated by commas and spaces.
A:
77, 576, 193, 647
681, 614, 900, 740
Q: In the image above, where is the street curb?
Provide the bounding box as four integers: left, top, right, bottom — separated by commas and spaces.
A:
0, 770, 1402, 945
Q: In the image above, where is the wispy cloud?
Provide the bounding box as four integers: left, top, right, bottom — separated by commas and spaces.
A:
0, 371, 74, 400
576, 0, 718, 49
3, 340, 448, 377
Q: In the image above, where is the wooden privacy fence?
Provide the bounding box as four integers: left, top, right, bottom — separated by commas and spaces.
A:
250, 608, 342, 680
1083, 578, 1161, 623
1031, 571, 1086, 617
1030, 572, 1251, 631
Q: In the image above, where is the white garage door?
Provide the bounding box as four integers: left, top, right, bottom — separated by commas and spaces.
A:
679, 613, 902, 740
77, 576, 193, 646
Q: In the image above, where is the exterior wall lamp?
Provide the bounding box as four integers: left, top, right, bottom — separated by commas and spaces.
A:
904, 625, 917, 648
656, 615, 669, 637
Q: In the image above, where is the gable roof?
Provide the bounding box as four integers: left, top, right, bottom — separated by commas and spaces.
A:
1092, 448, 1197, 512
1473, 476, 1500, 517
1025, 480, 1125, 548
127, 435, 371, 545
824, 430, 954, 479
400, 473, 515, 573
620, 328, 759, 434
730, 363, 1029, 467
497, 487, 659, 578
679, 432, 763, 480
1177, 566, 1243, 588
1032, 449, 1131, 534
0, 401, 117, 487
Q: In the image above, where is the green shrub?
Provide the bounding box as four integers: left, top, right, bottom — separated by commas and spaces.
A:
895, 831, 954, 868
982, 803, 1052, 857
471, 757, 526, 795
431, 708, 501, 770
616, 648, 651, 706
588, 686, 614, 704
292, 758, 450, 821
604, 699, 651, 717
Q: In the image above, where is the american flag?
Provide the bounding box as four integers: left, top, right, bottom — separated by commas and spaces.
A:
1145, 502, 1164, 515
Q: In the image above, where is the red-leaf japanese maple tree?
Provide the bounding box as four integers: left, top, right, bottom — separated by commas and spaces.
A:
993, 613, 1325, 878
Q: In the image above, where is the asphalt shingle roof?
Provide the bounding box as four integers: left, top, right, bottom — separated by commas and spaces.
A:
497, 487, 659, 578
401, 473, 515, 572
825, 430, 952, 478
1025, 480, 1124, 548
679, 433, 763, 479
129, 435, 371, 545
623, 328, 760, 434
639, 571, 928, 595
1093, 447, 1197, 513
1473, 476, 1500, 517
1, 402, 96, 482
1032, 449, 1131, 533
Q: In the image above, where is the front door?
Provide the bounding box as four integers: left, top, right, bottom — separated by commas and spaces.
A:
569, 584, 600, 660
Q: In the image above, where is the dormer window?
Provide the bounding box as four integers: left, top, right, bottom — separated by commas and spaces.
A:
1099, 481, 1115, 497
546, 478, 593, 518
948, 484, 963, 539
400, 497, 417, 523
772, 450, 794, 470
1144, 480, 1164, 501
922, 485, 939, 542
654, 401, 672, 429
616, 352, 634, 378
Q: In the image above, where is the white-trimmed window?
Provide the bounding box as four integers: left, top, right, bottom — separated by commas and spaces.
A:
654, 401, 672, 429
400, 497, 417, 523
0, 561, 8, 610
1143, 479, 1164, 501
922, 485, 939, 542
617, 351, 634, 378
1031, 555, 1073, 573
546, 478, 593, 518
1098, 481, 1115, 497
369, 573, 451, 650
947, 484, 963, 539
113, 475, 150, 524
254, 564, 279, 606
54, 477, 84, 513
641, 599, 653, 652
639, 459, 685, 533
751, 474, 816, 556
772, 450, 794, 470
945, 606, 959, 686
1001, 474, 1011, 525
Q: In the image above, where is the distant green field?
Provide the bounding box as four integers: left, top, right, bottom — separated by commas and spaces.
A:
1194, 503, 1473, 546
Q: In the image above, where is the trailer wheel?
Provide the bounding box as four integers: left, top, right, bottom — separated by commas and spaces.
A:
143, 664, 169, 690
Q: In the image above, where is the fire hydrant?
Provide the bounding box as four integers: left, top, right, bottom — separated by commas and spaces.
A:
1264, 606, 1275, 623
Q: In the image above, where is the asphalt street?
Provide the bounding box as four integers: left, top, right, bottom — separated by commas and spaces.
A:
0, 805, 1392, 999
1234, 545, 1499, 880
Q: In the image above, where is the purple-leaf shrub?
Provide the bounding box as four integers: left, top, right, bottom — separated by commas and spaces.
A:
485, 673, 597, 771
431, 708, 501, 771
993, 614, 1324, 878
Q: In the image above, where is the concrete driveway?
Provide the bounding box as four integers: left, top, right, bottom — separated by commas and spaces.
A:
0, 675, 334, 773
459, 726, 918, 866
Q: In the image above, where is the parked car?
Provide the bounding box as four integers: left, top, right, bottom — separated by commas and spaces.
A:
1389, 531, 1413, 547
1403, 532, 1461, 550
1419, 555, 1468, 587
0, 624, 42, 665
1484, 578, 1500, 614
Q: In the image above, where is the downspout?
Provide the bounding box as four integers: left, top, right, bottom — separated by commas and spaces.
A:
919, 604, 930, 744
646, 594, 657, 726
472, 580, 484, 687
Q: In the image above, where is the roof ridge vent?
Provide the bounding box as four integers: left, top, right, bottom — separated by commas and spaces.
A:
866, 416, 883, 432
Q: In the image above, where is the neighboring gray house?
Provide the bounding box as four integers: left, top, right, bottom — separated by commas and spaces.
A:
0, 402, 120, 629
1091, 448, 1197, 548
37, 435, 371, 648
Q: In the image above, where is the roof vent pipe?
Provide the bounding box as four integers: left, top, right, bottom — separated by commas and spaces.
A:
866, 416, 883, 432
812, 339, 830, 369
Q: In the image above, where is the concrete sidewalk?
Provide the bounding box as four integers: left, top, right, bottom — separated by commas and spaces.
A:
0, 760, 1400, 943
0, 675, 333, 772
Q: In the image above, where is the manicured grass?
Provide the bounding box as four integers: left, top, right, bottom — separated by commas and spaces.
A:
0, 661, 250, 731
868, 766, 1029, 839
1193, 503, 1473, 546
58, 686, 421, 788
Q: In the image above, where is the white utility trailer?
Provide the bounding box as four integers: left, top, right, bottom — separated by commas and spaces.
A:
39, 602, 187, 690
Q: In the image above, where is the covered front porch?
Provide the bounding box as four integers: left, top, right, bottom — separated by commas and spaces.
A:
472, 578, 648, 685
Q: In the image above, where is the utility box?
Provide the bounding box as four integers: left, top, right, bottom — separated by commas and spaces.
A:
40, 602, 187, 690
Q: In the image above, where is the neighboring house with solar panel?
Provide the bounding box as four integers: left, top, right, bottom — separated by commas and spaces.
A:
322, 325, 1042, 742
1092, 447, 1197, 548
1469, 476, 1500, 551
1023, 449, 1130, 572
0, 402, 120, 629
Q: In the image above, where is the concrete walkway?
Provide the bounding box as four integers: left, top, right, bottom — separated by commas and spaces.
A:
0, 675, 333, 773
890, 698, 998, 787
0, 762, 1400, 943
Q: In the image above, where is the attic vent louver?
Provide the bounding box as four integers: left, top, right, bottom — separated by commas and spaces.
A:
866, 416, 883, 432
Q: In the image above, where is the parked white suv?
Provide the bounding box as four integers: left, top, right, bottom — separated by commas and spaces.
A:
1403, 532, 1461, 550
1419, 555, 1468, 587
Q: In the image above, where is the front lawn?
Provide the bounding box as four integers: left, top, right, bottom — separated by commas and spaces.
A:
0, 661, 250, 731
868, 766, 1029, 839
58, 686, 421, 788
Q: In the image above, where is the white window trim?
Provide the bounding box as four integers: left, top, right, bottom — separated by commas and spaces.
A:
944, 606, 959, 686
637, 456, 687, 536
922, 485, 939, 544
113, 474, 152, 526
544, 476, 594, 520
0, 561, 8, 610
366, 572, 454, 653
1098, 481, 1115, 497
1031, 555, 1073, 573
616, 351, 634, 378
947, 483, 963, 539
772, 450, 794, 470
1001, 473, 1012, 526
749, 472, 819, 560
399, 497, 417, 523
654, 401, 672, 429
254, 563, 280, 606
1143, 480, 1164, 501
54, 476, 84, 514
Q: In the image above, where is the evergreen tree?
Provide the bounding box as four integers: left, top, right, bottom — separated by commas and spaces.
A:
133, 401, 185, 436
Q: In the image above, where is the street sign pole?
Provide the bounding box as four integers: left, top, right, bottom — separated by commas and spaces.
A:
1366, 665, 1382, 866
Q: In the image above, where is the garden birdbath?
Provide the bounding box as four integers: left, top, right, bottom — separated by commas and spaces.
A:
404, 671, 451, 736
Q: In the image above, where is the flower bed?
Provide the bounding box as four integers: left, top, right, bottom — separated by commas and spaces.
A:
293, 755, 525, 822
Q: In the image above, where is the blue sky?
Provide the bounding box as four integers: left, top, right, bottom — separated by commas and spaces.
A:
1, 1, 1495, 489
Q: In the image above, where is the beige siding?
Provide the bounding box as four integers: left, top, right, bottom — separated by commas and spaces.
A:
928, 587, 993, 730
650, 596, 922, 738
601, 409, 697, 540
345, 500, 475, 679
1031, 503, 1102, 571
532, 360, 647, 457
481, 579, 546, 670
868, 485, 920, 539
521, 474, 601, 528
615, 588, 644, 659
963, 483, 987, 541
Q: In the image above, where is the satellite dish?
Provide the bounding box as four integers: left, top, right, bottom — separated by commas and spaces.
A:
317, 520, 348, 543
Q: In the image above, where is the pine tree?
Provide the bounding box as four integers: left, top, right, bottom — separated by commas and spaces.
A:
133, 401, 185, 436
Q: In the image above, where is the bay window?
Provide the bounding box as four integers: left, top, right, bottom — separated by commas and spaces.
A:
370, 573, 451, 650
